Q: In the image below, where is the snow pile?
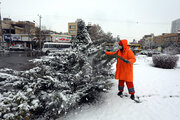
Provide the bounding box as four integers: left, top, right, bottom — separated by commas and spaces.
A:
0, 19, 114, 119
152, 54, 179, 69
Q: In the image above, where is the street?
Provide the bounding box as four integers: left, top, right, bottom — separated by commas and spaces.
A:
0, 51, 43, 71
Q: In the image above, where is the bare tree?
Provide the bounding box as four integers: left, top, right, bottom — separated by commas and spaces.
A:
88, 24, 104, 41
88, 24, 115, 45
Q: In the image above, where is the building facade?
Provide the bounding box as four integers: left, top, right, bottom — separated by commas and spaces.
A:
153, 33, 179, 48
68, 22, 78, 36
152, 33, 179, 49
171, 18, 180, 33
0, 18, 37, 49
138, 34, 154, 49
139, 33, 180, 49
1, 18, 36, 35
3, 34, 72, 50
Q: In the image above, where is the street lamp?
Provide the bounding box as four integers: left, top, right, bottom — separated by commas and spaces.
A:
0, 2, 3, 48
33, 20, 40, 50
33, 15, 42, 50
38, 15, 42, 50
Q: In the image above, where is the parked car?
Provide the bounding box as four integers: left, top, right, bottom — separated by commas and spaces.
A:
138, 50, 148, 55
9, 44, 29, 51
0, 46, 4, 52
138, 49, 161, 56
152, 49, 161, 55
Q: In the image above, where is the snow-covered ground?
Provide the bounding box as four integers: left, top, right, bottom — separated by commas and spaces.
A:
59, 55, 180, 120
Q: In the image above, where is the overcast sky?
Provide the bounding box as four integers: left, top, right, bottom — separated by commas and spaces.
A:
1, 0, 180, 42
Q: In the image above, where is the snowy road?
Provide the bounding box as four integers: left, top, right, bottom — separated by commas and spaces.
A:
59, 55, 180, 120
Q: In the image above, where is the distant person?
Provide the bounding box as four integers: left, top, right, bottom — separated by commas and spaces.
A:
105, 39, 136, 100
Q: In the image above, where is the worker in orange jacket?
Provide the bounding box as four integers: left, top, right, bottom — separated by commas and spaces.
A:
105, 39, 136, 100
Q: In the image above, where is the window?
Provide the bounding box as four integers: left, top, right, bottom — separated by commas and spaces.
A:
69, 25, 76, 29
61, 44, 71, 48
44, 44, 48, 48
49, 44, 56, 48
72, 25, 76, 29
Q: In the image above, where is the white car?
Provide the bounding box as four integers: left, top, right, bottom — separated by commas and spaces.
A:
0, 46, 4, 52
9, 44, 29, 51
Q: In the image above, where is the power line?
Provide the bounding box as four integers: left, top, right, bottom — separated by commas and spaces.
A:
6, 14, 171, 25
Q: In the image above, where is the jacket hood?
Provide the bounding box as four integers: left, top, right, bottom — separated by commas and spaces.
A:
119, 39, 128, 50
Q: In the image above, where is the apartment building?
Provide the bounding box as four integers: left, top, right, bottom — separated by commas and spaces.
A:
0, 18, 37, 49
171, 18, 180, 33
139, 33, 180, 49
1, 18, 36, 35
138, 34, 154, 49
153, 33, 179, 48
68, 22, 78, 37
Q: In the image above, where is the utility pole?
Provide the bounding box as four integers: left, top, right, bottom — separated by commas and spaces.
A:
38, 14, 42, 50
0, 2, 2, 48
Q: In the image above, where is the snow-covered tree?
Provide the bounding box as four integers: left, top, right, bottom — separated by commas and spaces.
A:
0, 19, 114, 119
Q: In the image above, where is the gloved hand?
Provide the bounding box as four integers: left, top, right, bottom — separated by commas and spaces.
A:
102, 51, 105, 54
118, 56, 129, 63
123, 59, 129, 63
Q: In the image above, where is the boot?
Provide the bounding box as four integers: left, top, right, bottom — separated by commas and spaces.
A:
117, 91, 123, 96
130, 94, 135, 100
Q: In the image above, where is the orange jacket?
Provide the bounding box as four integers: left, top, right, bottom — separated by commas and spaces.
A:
105, 39, 136, 82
